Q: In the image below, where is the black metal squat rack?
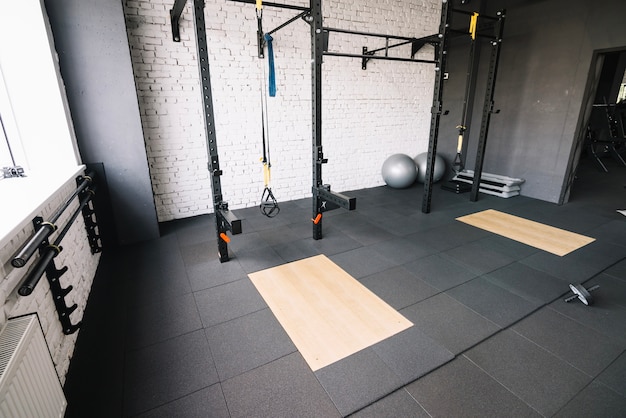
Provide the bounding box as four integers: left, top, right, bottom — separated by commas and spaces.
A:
169, 0, 505, 260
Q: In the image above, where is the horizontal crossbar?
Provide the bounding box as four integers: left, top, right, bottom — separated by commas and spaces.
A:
316, 187, 356, 211
217, 208, 242, 235
226, 0, 310, 11
324, 51, 437, 65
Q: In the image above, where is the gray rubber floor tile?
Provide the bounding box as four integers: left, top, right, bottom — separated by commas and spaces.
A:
360, 266, 439, 310
310, 228, 362, 256
553, 381, 626, 418
444, 240, 517, 275
187, 257, 248, 292
125, 292, 203, 350
604, 257, 626, 281
136, 384, 229, 418
329, 246, 396, 279
222, 352, 341, 418
194, 278, 268, 328
123, 330, 219, 416
257, 224, 304, 246
406, 210, 456, 232
597, 351, 626, 398
593, 272, 626, 308
372, 326, 454, 385
512, 307, 624, 376
315, 348, 403, 417
272, 237, 321, 263
368, 236, 439, 265
400, 293, 501, 354
446, 276, 542, 328
206, 308, 297, 381
410, 222, 491, 251
239, 210, 291, 232
477, 234, 540, 260
549, 297, 626, 346
593, 220, 626, 247
404, 253, 479, 291
226, 231, 265, 253
483, 262, 567, 304
234, 246, 285, 273
180, 240, 220, 266
341, 221, 396, 246
170, 215, 213, 245
465, 329, 591, 416
125, 242, 192, 306
406, 356, 542, 418
350, 389, 429, 418
519, 241, 625, 283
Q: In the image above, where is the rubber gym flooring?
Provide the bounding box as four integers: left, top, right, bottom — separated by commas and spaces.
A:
64, 155, 626, 417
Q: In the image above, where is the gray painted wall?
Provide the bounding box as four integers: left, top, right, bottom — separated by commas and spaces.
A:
438, 0, 626, 203
45, 0, 159, 245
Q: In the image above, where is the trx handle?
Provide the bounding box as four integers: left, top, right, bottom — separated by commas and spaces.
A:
261, 186, 280, 217
453, 125, 465, 173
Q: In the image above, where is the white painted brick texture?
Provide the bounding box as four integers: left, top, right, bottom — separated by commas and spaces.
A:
0, 180, 101, 384
124, 0, 441, 221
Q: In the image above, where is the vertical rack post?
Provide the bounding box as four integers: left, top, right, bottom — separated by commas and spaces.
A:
422, 0, 451, 213
192, 0, 241, 262
311, 0, 325, 240
470, 10, 505, 201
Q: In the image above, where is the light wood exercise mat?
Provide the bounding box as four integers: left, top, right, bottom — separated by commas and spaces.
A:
248, 255, 413, 371
456, 209, 595, 256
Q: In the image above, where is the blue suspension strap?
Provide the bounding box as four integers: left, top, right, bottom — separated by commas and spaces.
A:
264, 33, 276, 97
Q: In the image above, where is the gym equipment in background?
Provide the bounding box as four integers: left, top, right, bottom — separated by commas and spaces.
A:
564, 283, 600, 306
256, 2, 280, 218
422, 6, 506, 211
381, 154, 418, 188
414, 152, 445, 183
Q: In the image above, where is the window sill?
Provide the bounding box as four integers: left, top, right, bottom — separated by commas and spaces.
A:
0, 165, 85, 249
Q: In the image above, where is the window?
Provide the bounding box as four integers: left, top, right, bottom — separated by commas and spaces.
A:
0, 69, 27, 175
0, 0, 82, 244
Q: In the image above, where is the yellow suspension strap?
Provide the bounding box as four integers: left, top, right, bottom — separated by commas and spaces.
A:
453, 124, 465, 173
454, 12, 480, 174
256, 0, 264, 58
259, 103, 279, 217
469, 12, 479, 40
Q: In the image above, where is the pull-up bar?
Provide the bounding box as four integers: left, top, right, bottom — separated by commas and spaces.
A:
323, 27, 439, 69
324, 51, 437, 65
226, 0, 309, 11
265, 10, 309, 36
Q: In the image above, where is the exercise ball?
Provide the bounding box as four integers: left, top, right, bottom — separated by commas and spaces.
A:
382, 154, 418, 188
414, 152, 445, 183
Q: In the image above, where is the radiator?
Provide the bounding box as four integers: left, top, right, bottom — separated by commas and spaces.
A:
0, 315, 67, 418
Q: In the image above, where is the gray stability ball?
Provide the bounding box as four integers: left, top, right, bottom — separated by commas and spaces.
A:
414, 152, 446, 183
381, 153, 418, 188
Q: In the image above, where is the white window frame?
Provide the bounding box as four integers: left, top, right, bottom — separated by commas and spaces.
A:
0, 0, 83, 246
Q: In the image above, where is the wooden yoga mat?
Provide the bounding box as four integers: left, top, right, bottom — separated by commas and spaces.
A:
249, 254, 413, 371
456, 209, 595, 256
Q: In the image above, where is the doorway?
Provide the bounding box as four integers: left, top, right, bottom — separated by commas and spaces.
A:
561, 48, 626, 210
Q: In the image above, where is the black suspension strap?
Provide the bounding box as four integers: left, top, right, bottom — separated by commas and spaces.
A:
257, 1, 279, 217
454, 12, 479, 174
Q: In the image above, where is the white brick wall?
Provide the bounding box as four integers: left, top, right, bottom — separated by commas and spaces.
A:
0, 179, 101, 383
124, 0, 441, 221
